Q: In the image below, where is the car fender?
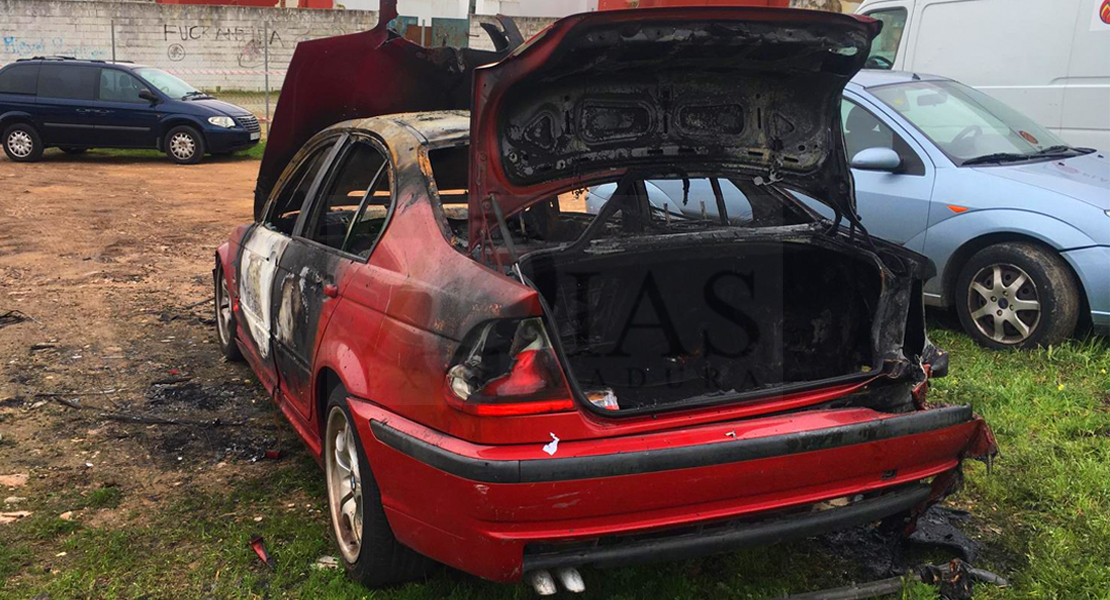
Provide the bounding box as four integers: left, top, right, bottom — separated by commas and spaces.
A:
0, 109, 39, 129
156, 114, 209, 147
313, 336, 372, 426
923, 208, 1097, 302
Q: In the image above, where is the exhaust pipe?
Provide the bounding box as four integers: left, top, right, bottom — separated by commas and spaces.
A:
528, 570, 557, 596
555, 567, 586, 593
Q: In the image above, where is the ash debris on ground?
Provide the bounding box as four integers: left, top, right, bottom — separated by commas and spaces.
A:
817, 505, 982, 581
142, 379, 279, 466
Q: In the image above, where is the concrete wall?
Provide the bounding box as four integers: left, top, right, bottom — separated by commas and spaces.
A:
0, 0, 380, 91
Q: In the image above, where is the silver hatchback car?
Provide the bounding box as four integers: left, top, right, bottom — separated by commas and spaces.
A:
590, 71, 1109, 349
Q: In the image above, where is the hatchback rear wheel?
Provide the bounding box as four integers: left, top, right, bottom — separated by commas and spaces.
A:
3, 123, 43, 162
955, 242, 1079, 349
324, 387, 431, 587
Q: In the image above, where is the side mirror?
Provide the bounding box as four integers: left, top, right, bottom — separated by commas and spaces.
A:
851, 147, 902, 172
139, 89, 160, 104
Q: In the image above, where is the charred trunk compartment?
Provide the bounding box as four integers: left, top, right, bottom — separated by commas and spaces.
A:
522, 240, 883, 413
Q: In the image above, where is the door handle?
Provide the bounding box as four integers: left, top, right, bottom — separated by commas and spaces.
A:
323, 283, 339, 298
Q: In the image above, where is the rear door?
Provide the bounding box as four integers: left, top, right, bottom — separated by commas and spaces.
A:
93, 69, 160, 148
237, 136, 339, 393
34, 64, 99, 146
272, 135, 392, 420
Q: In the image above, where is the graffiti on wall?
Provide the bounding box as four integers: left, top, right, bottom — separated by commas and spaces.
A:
1, 35, 107, 59
161, 23, 313, 68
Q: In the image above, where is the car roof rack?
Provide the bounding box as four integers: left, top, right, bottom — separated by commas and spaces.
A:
24, 55, 78, 61
16, 56, 134, 65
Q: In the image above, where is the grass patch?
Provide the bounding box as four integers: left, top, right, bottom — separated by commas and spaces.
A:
84, 486, 122, 510
2, 324, 1108, 599
92, 141, 266, 161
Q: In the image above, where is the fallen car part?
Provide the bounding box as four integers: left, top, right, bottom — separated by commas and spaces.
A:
249, 534, 276, 570
766, 559, 1008, 600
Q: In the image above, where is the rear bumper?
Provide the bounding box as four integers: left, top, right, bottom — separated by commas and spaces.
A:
350, 401, 994, 582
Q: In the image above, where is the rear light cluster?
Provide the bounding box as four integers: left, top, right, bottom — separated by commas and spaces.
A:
445, 318, 576, 416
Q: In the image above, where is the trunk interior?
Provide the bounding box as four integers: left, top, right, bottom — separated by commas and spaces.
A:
521, 240, 883, 413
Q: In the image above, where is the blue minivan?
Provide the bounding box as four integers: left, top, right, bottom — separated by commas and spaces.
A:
0, 57, 260, 164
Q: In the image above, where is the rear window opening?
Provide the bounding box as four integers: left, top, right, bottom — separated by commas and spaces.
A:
427, 146, 888, 415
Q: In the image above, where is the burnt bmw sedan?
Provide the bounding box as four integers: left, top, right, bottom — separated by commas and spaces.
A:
214, 5, 996, 594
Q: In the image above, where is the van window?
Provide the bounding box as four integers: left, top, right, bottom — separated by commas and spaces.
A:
37, 65, 97, 100
0, 64, 40, 95
99, 70, 148, 103
864, 8, 907, 69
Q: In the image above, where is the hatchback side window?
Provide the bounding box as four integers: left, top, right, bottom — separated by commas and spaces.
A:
265, 144, 333, 235
864, 8, 907, 70
304, 139, 392, 257
36, 65, 97, 100
841, 99, 925, 176
0, 64, 40, 95
98, 70, 148, 103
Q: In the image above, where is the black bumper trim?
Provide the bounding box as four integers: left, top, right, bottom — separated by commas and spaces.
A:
370, 405, 973, 484
522, 483, 933, 572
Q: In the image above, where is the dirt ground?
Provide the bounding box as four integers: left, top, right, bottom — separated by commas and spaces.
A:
0, 149, 287, 526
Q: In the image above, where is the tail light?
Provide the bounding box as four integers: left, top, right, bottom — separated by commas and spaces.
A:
445, 318, 576, 416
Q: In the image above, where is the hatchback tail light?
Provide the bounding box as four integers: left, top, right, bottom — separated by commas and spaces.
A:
445, 318, 575, 416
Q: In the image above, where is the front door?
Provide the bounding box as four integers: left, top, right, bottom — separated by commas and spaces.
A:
236, 138, 338, 392
34, 63, 99, 146
93, 69, 160, 148
272, 136, 391, 420
841, 95, 936, 252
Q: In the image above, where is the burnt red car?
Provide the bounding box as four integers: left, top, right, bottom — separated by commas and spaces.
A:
214, 5, 996, 594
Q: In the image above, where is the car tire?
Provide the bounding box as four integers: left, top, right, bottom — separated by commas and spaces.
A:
955, 242, 1079, 349
60, 147, 88, 155
324, 386, 431, 588
3, 123, 44, 162
164, 125, 205, 164
213, 262, 243, 362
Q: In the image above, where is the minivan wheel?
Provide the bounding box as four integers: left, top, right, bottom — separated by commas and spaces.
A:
324, 387, 431, 587
3, 123, 43, 162
165, 125, 205, 164
213, 263, 243, 362
955, 242, 1079, 349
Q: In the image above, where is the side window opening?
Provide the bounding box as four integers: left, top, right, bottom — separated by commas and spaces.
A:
0, 64, 40, 95
427, 145, 470, 248
304, 139, 392, 258
265, 144, 332, 235
864, 8, 907, 70
841, 99, 926, 176
98, 70, 148, 103
37, 65, 98, 100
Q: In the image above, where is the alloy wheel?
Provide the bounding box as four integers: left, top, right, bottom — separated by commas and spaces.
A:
7, 130, 33, 158
216, 274, 232, 346
169, 132, 196, 160
967, 263, 1041, 345
326, 406, 364, 563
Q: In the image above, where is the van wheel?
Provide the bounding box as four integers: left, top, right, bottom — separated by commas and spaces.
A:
3, 123, 43, 162
324, 386, 432, 587
955, 242, 1079, 349
165, 125, 205, 164
60, 147, 88, 155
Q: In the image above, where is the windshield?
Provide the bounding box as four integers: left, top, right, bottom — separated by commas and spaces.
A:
870, 80, 1070, 165
134, 68, 199, 99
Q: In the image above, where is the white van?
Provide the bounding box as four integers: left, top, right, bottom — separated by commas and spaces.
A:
855, 0, 1110, 151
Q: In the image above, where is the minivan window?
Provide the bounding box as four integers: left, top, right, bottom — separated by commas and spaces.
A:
99, 69, 148, 103
37, 64, 97, 100
134, 68, 197, 99
864, 8, 907, 69
0, 64, 40, 95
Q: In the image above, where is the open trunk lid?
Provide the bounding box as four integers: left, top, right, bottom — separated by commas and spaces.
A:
468, 7, 881, 246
